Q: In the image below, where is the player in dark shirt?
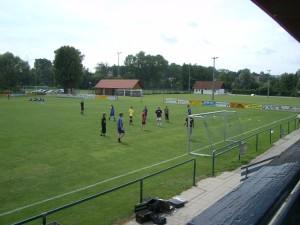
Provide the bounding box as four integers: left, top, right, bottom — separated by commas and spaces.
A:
109, 104, 116, 121
101, 112, 106, 136
117, 113, 125, 142
80, 100, 84, 115
155, 107, 163, 127
184, 112, 194, 136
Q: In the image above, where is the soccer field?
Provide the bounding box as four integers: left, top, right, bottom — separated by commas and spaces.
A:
0, 94, 297, 225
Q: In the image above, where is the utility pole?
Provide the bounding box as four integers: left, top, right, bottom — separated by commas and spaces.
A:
117, 52, 122, 76
188, 64, 191, 92
212, 57, 218, 101
267, 70, 271, 98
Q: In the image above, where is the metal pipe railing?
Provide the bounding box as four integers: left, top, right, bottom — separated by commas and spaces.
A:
12, 158, 196, 225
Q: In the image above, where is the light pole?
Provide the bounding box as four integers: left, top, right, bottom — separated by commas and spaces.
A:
212, 57, 218, 101
117, 52, 122, 76
188, 64, 191, 92
267, 70, 271, 98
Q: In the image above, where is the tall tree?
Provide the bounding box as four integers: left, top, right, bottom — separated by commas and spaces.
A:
167, 63, 182, 90
0, 52, 30, 90
278, 73, 297, 96
34, 58, 54, 86
123, 51, 168, 88
217, 69, 237, 91
53, 46, 84, 93
234, 68, 258, 89
94, 62, 110, 78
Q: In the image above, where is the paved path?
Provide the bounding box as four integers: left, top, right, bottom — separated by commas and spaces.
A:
125, 129, 300, 225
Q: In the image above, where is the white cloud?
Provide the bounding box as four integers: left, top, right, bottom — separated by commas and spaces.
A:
0, 0, 299, 75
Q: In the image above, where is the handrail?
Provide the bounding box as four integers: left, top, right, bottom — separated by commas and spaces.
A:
12, 158, 196, 225
240, 155, 278, 181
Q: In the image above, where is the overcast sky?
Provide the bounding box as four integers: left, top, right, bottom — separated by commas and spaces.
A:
1, 0, 300, 75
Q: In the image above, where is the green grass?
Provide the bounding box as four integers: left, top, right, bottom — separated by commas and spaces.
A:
0, 94, 298, 225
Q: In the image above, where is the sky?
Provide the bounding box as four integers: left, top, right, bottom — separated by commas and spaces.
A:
1, 0, 300, 75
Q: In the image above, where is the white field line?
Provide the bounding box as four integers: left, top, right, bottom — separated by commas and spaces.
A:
1, 114, 296, 217
0, 153, 188, 217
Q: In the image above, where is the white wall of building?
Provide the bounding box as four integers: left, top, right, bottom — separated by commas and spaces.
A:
194, 89, 225, 95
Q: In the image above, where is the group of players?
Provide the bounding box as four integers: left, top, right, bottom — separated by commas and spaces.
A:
96, 103, 194, 143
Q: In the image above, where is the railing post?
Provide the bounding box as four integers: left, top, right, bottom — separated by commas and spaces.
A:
212, 152, 215, 177
256, 133, 258, 151
193, 159, 196, 186
269, 129, 272, 143
280, 124, 282, 138
288, 121, 290, 134
139, 179, 143, 203
42, 213, 47, 225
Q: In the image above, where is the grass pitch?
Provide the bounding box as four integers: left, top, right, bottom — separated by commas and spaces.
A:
0, 94, 298, 225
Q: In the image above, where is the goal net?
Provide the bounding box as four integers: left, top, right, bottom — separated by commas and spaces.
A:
187, 110, 244, 157
114, 89, 143, 97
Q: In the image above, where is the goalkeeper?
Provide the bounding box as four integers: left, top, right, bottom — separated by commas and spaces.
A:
184, 112, 194, 136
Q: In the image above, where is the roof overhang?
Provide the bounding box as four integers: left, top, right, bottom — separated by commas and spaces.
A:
251, 0, 300, 43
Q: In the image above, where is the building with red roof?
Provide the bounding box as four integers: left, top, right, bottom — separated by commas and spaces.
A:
193, 81, 225, 95
94, 79, 143, 96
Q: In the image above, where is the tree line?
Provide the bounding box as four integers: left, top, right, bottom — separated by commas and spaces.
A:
1, 45, 299, 96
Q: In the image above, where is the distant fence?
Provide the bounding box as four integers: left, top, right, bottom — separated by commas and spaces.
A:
12, 158, 196, 225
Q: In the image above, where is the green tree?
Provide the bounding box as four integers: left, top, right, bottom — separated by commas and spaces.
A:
34, 58, 54, 86
217, 69, 237, 91
94, 62, 110, 78
278, 73, 297, 96
53, 46, 84, 93
123, 51, 168, 88
0, 52, 30, 90
80, 68, 93, 90
167, 63, 182, 90
233, 69, 258, 89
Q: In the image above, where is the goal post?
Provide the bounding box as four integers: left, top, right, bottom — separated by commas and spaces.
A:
114, 89, 143, 102
114, 89, 143, 97
187, 110, 245, 157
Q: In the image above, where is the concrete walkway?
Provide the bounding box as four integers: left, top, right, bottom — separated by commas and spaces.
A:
125, 128, 300, 225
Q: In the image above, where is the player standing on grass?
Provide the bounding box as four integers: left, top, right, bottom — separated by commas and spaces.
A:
184, 112, 194, 136
109, 104, 116, 121
143, 106, 148, 121
100, 112, 106, 136
187, 104, 191, 115
80, 100, 84, 115
128, 106, 134, 125
141, 109, 146, 131
164, 106, 169, 123
117, 113, 125, 143
155, 106, 163, 127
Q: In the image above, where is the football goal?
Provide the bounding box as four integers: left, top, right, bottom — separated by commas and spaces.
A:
186, 110, 245, 157
114, 89, 143, 97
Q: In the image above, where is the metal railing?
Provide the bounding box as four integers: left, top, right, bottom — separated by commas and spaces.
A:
211, 118, 296, 176
12, 158, 196, 225
240, 155, 278, 181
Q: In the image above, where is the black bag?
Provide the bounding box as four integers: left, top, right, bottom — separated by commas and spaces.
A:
149, 213, 167, 225
147, 199, 161, 212
169, 198, 185, 208
134, 202, 148, 213
135, 210, 152, 224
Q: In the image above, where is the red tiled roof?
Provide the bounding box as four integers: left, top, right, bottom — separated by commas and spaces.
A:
193, 81, 224, 89
95, 79, 143, 89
